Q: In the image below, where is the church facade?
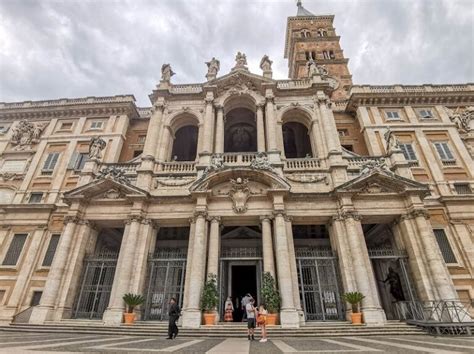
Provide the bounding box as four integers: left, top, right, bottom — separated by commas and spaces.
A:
0, 3, 473, 328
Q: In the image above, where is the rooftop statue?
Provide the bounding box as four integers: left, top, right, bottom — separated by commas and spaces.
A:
161, 63, 175, 83
233, 52, 248, 70
205, 57, 220, 81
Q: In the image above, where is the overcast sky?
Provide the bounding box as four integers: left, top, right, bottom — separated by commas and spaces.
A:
0, 0, 473, 107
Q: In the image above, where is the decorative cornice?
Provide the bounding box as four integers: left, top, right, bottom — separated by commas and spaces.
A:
64, 215, 81, 225
194, 210, 208, 219
259, 215, 274, 222
401, 209, 430, 221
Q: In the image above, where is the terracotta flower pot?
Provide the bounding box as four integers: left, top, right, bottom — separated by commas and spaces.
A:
123, 312, 136, 325
203, 312, 216, 325
266, 313, 278, 326
350, 312, 363, 325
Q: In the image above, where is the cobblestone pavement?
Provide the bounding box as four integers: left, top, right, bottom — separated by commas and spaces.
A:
0, 331, 473, 353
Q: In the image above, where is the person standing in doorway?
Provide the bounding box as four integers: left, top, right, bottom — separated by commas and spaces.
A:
245, 298, 257, 340
167, 297, 180, 339
241, 293, 252, 321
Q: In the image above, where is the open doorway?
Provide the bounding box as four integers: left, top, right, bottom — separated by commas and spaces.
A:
231, 265, 257, 321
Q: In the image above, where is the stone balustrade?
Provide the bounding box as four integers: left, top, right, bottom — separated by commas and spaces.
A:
157, 161, 197, 173
276, 79, 312, 90
284, 157, 323, 171
345, 156, 386, 169
221, 152, 257, 165
350, 84, 474, 95
169, 84, 203, 94
0, 95, 135, 109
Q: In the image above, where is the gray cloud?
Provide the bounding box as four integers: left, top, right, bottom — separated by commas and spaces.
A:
0, 0, 472, 106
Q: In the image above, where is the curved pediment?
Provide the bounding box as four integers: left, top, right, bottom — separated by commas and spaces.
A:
190, 167, 291, 193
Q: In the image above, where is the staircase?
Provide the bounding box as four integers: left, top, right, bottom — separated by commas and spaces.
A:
0, 320, 425, 337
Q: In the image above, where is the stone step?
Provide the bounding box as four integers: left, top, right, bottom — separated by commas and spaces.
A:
1, 323, 425, 338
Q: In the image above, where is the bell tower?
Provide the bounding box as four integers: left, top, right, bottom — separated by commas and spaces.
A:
284, 1, 352, 99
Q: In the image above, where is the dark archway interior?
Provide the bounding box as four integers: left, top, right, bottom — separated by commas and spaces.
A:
171, 126, 198, 161
224, 108, 257, 153
231, 265, 257, 321
283, 122, 312, 158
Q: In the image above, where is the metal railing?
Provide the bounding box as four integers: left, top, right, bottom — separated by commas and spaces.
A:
394, 300, 473, 323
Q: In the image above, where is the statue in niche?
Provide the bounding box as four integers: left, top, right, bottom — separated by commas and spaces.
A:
229, 177, 250, 213
205, 57, 220, 80
382, 267, 405, 302
161, 63, 175, 82
307, 57, 319, 77
89, 136, 106, 160
230, 126, 251, 151
384, 128, 400, 154
259, 55, 273, 72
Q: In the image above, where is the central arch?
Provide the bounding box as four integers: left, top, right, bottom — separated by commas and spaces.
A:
223, 95, 257, 153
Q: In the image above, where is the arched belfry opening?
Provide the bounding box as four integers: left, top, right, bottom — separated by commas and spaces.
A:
282, 122, 312, 158
224, 96, 257, 153
171, 125, 198, 161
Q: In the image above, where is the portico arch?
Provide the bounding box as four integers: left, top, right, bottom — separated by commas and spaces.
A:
281, 108, 315, 158
168, 113, 200, 161
223, 95, 258, 153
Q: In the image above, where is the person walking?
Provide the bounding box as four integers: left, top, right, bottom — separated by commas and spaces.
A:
257, 304, 268, 342
224, 296, 234, 322
245, 298, 257, 340
167, 297, 180, 339
241, 293, 252, 321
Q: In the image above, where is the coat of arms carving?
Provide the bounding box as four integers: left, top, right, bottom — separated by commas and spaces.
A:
228, 177, 250, 213
10, 120, 46, 150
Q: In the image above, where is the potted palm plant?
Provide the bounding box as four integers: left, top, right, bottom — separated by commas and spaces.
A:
122, 293, 145, 325
201, 274, 219, 325
342, 291, 365, 325
261, 272, 281, 325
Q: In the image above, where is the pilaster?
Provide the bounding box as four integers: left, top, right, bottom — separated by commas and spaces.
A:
256, 103, 266, 152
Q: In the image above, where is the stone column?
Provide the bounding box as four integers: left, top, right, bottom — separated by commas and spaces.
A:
207, 217, 221, 277
328, 217, 357, 320
157, 126, 172, 161
103, 215, 142, 325
392, 217, 436, 301
273, 212, 299, 328
265, 96, 277, 151
310, 118, 326, 159
260, 216, 275, 277
411, 210, 458, 300
30, 216, 79, 324
202, 96, 215, 153
182, 219, 196, 310
143, 103, 164, 159
214, 106, 224, 154
256, 103, 266, 152
342, 211, 386, 325
182, 211, 209, 328
284, 216, 304, 324
316, 92, 341, 155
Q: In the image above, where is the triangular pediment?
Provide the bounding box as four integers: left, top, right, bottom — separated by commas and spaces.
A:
335, 169, 429, 197
221, 226, 261, 240
63, 177, 149, 203
207, 70, 274, 94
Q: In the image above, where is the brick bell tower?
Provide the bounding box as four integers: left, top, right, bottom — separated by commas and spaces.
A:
284, 1, 352, 99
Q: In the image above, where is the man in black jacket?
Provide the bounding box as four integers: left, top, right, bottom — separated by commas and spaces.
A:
167, 297, 180, 339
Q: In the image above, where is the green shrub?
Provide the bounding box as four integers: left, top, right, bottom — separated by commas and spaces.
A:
122, 293, 145, 313
261, 272, 281, 313
201, 274, 219, 312
342, 292, 365, 313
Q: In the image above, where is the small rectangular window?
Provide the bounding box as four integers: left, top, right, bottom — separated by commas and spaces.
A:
385, 111, 401, 120
30, 291, 42, 306
433, 229, 457, 264
454, 184, 472, 195
434, 142, 455, 163
28, 192, 43, 204
60, 122, 73, 130
133, 150, 143, 158
2, 234, 28, 266
42, 152, 60, 174
137, 135, 146, 144
42, 234, 60, 266
90, 121, 103, 129
419, 109, 434, 119
338, 129, 348, 137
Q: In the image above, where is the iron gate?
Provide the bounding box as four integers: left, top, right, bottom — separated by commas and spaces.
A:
296, 248, 345, 321
73, 252, 118, 319
142, 248, 187, 321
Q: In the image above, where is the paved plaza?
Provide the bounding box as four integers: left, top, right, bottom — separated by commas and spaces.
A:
0, 331, 473, 353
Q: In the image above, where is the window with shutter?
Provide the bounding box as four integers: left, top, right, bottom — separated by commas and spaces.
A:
433, 229, 457, 263
434, 142, 455, 164
42, 234, 60, 266
2, 234, 28, 266
42, 152, 60, 174
400, 143, 417, 161
30, 291, 42, 306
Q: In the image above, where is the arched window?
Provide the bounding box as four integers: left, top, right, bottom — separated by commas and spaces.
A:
224, 108, 257, 153
301, 29, 311, 38
171, 125, 198, 161
282, 122, 312, 158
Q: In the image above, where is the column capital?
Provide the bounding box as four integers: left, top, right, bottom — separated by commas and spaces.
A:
214, 104, 224, 111
401, 209, 430, 221
125, 215, 145, 225
272, 210, 286, 219
193, 210, 208, 219
338, 210, 361, 221
204, 97, 214, 104
208, 216, 221, 223
260, 215, 274, 222
257, 101, 266, 109
64, 215, 82, 225
153, 101, 166, 112
265, 96, 275, 104
284, 215, 293, 223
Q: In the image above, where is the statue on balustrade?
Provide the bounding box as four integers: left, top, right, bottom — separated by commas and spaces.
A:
205, 57, 220, 80
89, 136, 106, 160
307, 58, 319, 77
383, 267, 405, 302
161, 63, 175, 82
